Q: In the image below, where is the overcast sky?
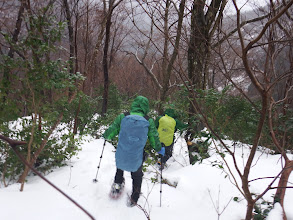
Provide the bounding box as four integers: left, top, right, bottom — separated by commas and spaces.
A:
224, 0, 269, 15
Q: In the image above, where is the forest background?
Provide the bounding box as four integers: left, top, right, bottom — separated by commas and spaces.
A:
0, 1, 292, 220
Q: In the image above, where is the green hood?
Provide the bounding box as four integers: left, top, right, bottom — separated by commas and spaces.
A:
164, 109, 177, 118
130, 96, 150, 115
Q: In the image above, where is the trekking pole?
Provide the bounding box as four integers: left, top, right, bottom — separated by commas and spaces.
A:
160, 155, 163, 207
93, 140, 106, 183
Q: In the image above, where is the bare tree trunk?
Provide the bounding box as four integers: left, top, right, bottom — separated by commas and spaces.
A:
160, 0, 186, 109
63, 0, 75, 75
274, 160, 293, 220
19, 113, 36, 190
244, 202, 255, 220
130, 0, 186, 114
232, 0, 293, 218
101, 0, 122, 116
157, 0, 170, 114
186, 0, 225, 141
101, 5, 112, 116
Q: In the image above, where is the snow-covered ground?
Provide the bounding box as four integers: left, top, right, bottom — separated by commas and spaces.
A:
0, 135, 292, 220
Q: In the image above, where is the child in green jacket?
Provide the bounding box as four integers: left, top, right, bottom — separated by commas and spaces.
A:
103, 96, 164, 207
155, 109, 187, 168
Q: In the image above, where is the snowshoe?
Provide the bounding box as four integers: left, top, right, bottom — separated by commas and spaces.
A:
109, 181, 125, 199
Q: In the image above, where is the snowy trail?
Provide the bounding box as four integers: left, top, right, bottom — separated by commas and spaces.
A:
0, 136, 292, 220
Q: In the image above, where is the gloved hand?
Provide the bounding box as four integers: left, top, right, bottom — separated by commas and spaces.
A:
187, 141, 193, 146
158, 147, 165, 156
102, 134, 110, 141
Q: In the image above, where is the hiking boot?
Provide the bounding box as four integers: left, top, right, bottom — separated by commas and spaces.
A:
110, 180, 125, 199
126, 197, 137, 207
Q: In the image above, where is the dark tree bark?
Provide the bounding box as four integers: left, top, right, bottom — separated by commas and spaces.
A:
101, 0, 122, 116
63, 0, 75, 75
186, 0, 225, 141
101, 9, 112, 116
274, 160, 293, 206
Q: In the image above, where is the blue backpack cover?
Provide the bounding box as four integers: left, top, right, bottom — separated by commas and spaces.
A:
116, 114, 150, 172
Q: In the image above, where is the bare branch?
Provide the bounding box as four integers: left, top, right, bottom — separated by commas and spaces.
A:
0, 134, 95, 220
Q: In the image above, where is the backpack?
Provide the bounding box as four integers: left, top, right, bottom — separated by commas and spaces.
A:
115, 113, 150, 172
158, 115, 176, 146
